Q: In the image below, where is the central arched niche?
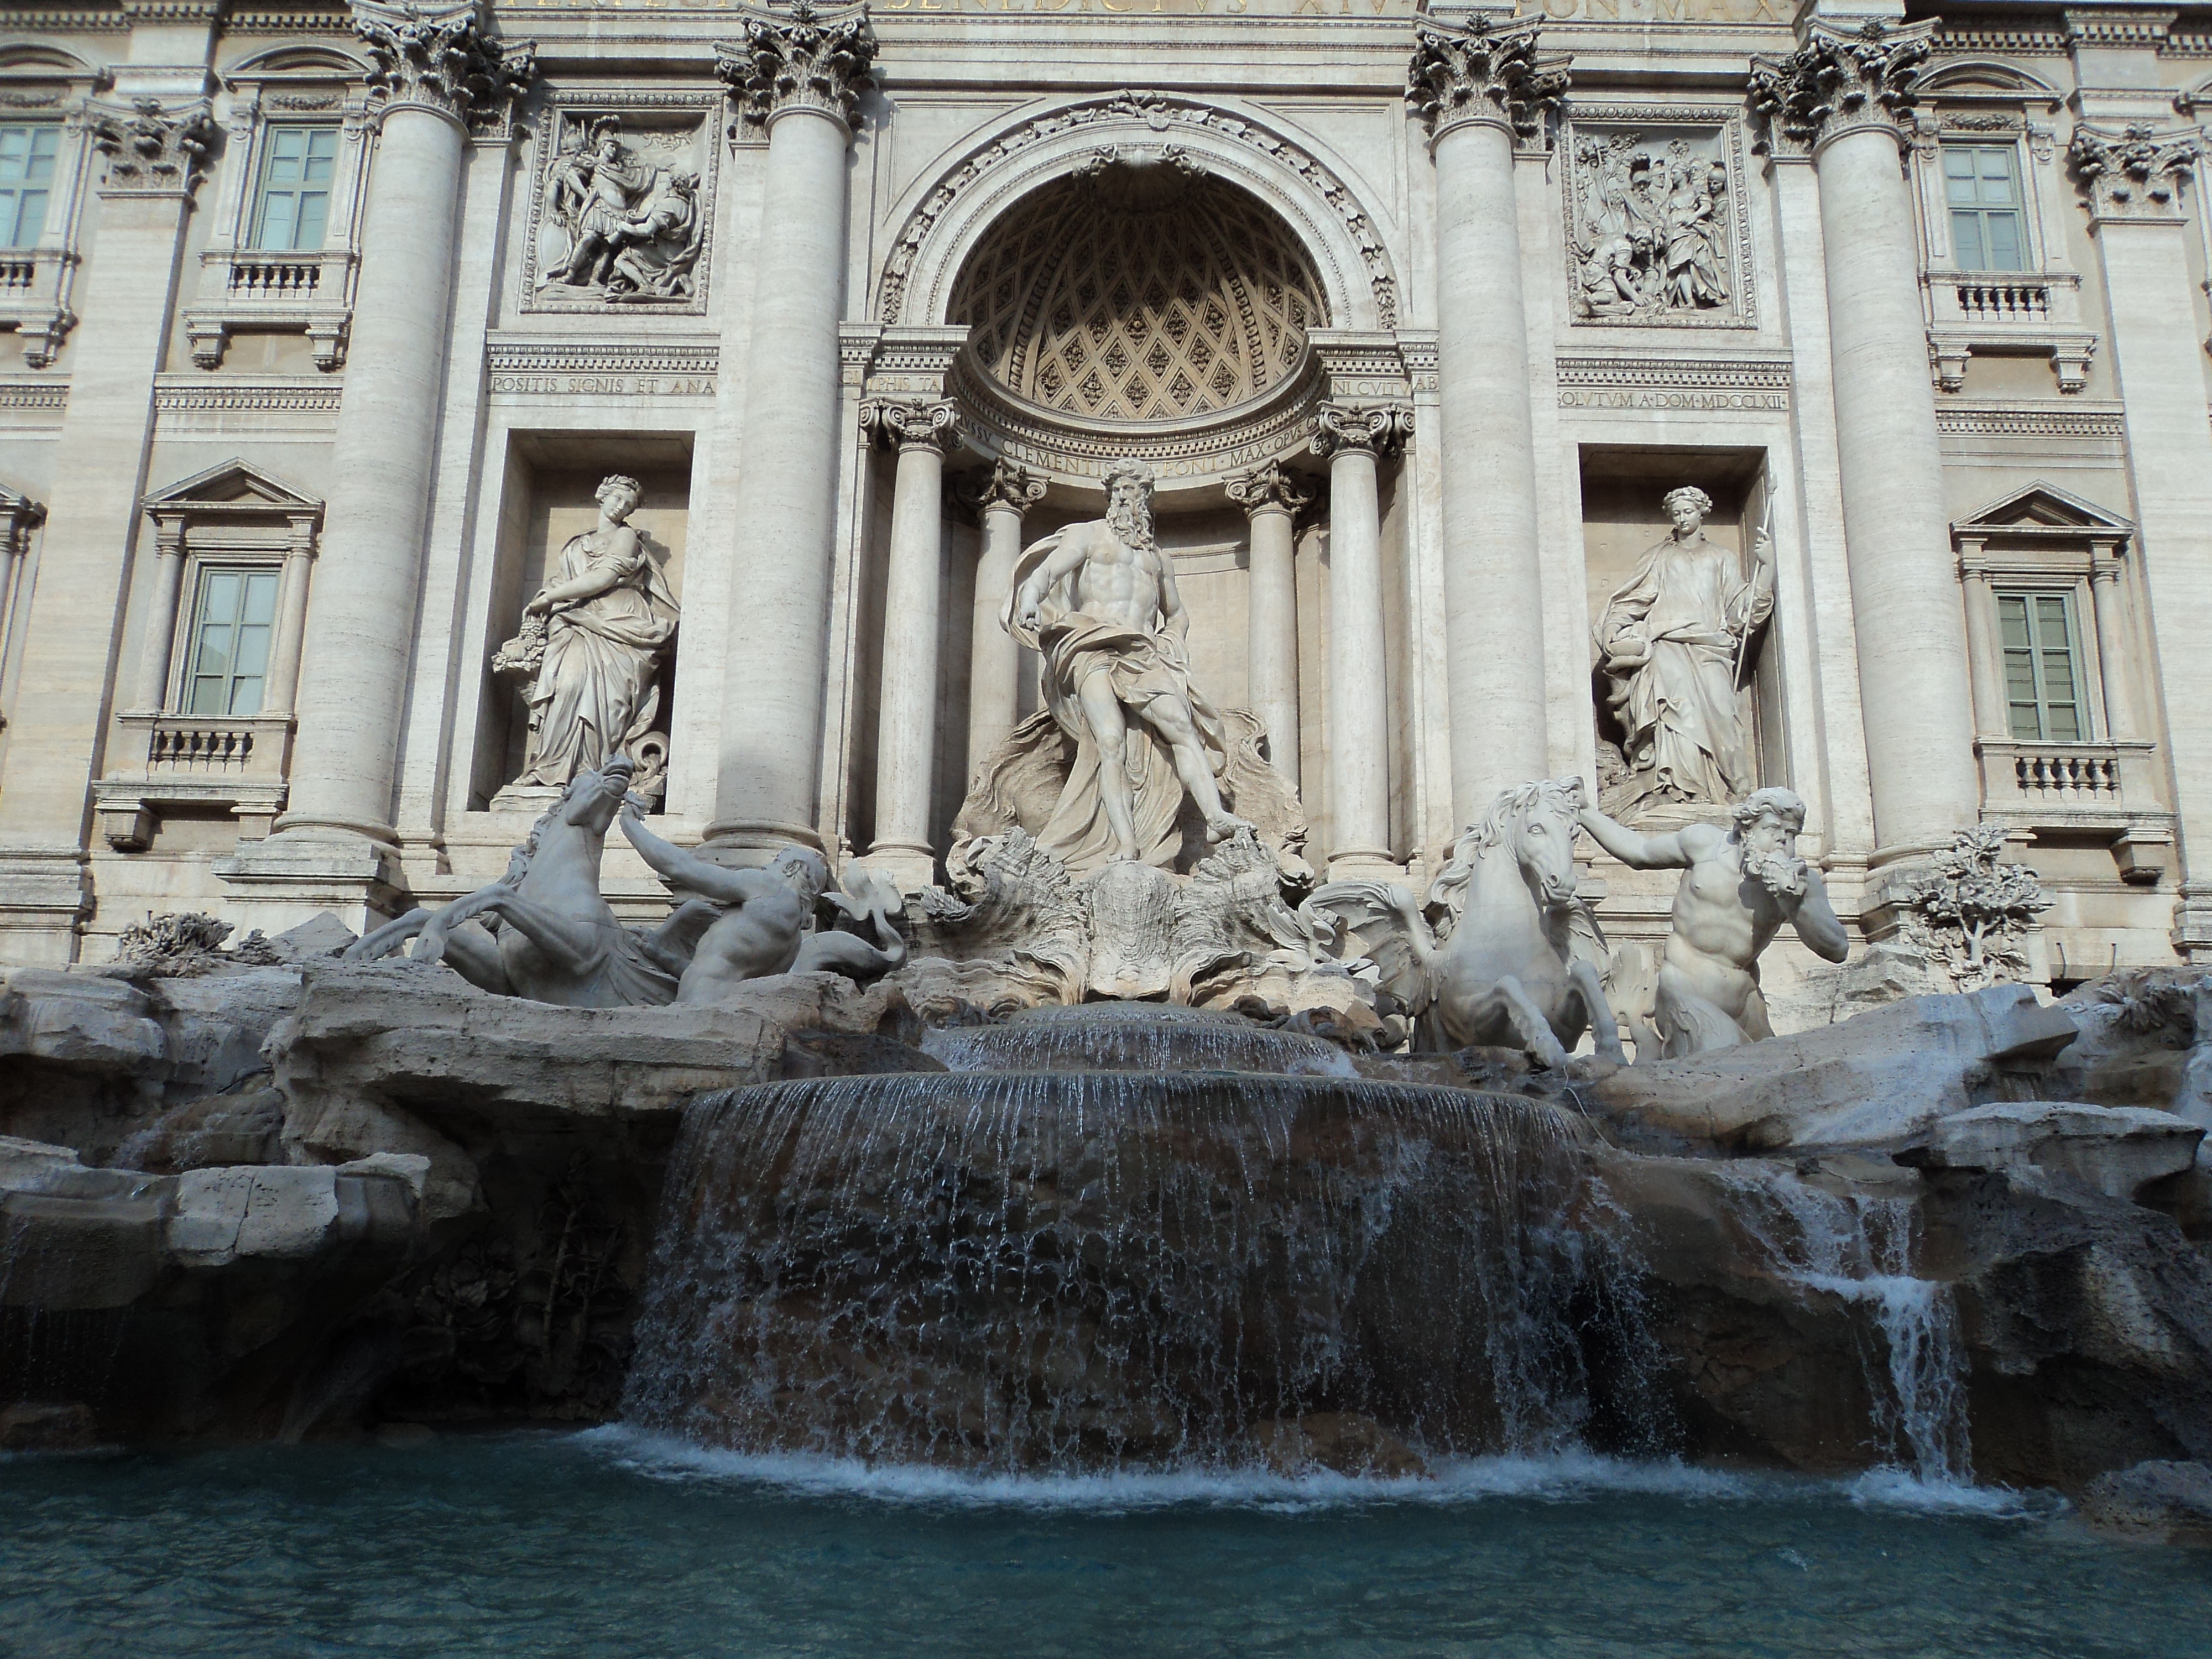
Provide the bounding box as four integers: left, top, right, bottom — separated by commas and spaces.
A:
949, 164, 1328, 426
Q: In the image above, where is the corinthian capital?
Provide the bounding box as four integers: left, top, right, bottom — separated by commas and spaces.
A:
862, 398, 958, 453
88, 97, 216, 197
1406, 16, 1569, 148
352, 1, 536, 132
2070, 124, 2200, 225
717, 2, 879, 137
962, 460, 1046, 516
1311, 403, 1413, 460
1225, 461, 1313, 518
1747, 19, 1934, 155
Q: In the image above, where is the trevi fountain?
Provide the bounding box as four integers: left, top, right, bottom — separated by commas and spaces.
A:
2, 1, 2211, 1653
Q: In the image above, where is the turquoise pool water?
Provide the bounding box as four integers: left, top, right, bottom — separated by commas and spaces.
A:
3, 1431, 2207, 1658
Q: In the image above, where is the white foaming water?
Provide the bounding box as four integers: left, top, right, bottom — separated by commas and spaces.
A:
578, 1425, 1757, 1512
1720, 1168, 1976, 1490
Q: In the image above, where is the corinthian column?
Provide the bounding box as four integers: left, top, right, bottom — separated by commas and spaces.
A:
265, 2, 532, 865
964, 460, 1044, 773
1311, 407, 1411, 877
2068, 123, 2212, 954
707, 3, 878, 858
862, 398, 957, 891
1750, 21, 1978, 859
1226, 461, 1311, 790
1407, 18, 1567, 822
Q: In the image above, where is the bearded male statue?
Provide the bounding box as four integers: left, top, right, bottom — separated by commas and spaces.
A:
937, 458, 1314, 881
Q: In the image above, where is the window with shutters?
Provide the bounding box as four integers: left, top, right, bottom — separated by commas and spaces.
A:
251, 126, 337, 252
1997, 589, 2086, 743
1943, 143, 2028, 273
181, 565, 281, 718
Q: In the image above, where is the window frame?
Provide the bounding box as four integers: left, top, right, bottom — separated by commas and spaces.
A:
1993, 583, 2091, 744
0, 120, 63, 252
1941, 140, 2031, 274
248, 121, 340, 254
173, 556, 284, 719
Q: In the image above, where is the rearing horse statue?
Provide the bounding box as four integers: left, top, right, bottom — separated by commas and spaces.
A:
1303, 777, 1626, 1068
347, 757, 682, 1006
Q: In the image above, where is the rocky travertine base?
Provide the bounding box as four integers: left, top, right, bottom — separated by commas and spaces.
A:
3, 948, 2211, 1498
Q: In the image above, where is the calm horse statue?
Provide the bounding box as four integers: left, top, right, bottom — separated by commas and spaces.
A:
347, 756, 681, 1006
1304, 777, 1626, 1068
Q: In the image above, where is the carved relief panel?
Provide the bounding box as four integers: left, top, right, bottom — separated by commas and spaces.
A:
520, 93, 719, 315
1561, 108, 1755, 330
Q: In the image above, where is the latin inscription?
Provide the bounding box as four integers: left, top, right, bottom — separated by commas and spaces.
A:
1557, 388, 1788, 411
523, 0, 1776, 15
489, 373, 718, 397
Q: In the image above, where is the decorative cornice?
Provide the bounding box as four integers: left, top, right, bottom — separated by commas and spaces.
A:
716, 2, 878, 140
485, 338, 719, 379
1309, 401, 1412, 459
960, 458, 1045, 517
2070, 123, 2199, 224
862, 397, 958, 454
1406, 16, 1568, 149
1748, 19, 1936, 156
351, 1, 535, 133
1225, 460, 1312, 517
2062, 8, 2175, 49
89, 97, 217, 199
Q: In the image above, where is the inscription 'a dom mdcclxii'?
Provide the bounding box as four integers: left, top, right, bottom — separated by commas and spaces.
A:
526, 0, 1781, 18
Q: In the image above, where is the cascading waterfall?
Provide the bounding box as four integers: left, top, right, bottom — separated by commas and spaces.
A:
624, 1008, 1660, 1474
1722, 1169, 1973, 1485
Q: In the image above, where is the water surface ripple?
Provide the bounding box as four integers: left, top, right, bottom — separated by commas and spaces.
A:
4, 1431, 2208, 1658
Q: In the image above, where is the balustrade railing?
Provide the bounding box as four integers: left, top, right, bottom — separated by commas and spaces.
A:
0, 256, 35, 294
226, 257, 322, 302
148, 722, 257, 770
1947, 279, 2052, 324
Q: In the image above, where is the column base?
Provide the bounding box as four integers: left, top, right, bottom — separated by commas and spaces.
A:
1324, 848, 1402, 884
0, 845, 91, 964
215, 825, 407, 940
853, 842, 938, 896
699, 817, 826, 870
2175, 881, 2212, 965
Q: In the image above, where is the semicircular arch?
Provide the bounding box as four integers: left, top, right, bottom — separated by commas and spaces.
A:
878, 92, 1400, 336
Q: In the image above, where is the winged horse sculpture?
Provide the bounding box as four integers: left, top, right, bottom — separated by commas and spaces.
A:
1302, 776, 1627, 1069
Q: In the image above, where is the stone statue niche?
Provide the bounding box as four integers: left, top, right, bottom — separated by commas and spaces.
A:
951, 461, 1306, 879
1586, 477, 1776, 826
487, 468, 683, 815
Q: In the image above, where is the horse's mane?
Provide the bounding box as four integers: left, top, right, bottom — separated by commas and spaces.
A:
1424, 778, 1585, 920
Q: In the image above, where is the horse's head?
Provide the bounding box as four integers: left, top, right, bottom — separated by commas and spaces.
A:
1472, 776, 1584, 912
558, 755, 637, 836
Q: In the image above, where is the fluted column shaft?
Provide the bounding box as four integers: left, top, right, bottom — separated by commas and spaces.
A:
1755, 21, 1978, 858
1310, 413, 1406, 874
865, 401, 955, 889
966, 461, 1042, 773
1227, 461, 1310, 789
1410, 18, 1563, 822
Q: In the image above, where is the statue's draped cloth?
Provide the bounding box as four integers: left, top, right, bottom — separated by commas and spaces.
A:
971, 543, 1249, 877
521, 530, 679, 786
1594, 541, 1767, 811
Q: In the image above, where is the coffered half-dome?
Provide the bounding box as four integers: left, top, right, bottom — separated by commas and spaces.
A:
950, 165, 1328, 424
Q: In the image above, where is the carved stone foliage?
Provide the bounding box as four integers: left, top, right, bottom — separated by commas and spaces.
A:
877, 91, 1398, 335
1225, 460, 1310, 517
1901, 823, 2052, 992
714, 1, 878, 136
1405, 15, 1569, 148
351, 0, 535, 132
1747, 19, 1934, 154
962, 460, 1046, 516
2070, 125, 2200, 224
1565, 116, 1754, 330
1310, 403, 1412, 458
88, 97, 216, 197
860, 397, 958, 452
525, 104, 716, 312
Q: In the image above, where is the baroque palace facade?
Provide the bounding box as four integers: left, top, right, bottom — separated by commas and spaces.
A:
0, 0, 2206, 1004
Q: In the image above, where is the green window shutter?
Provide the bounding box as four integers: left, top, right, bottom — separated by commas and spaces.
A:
1995, 590, 2089, 743
184, 567, 282, 717
0, 124, 59, 251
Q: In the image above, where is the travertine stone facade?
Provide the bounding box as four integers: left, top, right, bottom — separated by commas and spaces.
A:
0, 0, 2206, 993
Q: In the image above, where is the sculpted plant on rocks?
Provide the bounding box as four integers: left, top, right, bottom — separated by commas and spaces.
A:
1903, 825, 2051, 992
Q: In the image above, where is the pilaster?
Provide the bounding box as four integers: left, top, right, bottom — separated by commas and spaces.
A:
1227, 461, 1311, 791
961, 460, 1045, 781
